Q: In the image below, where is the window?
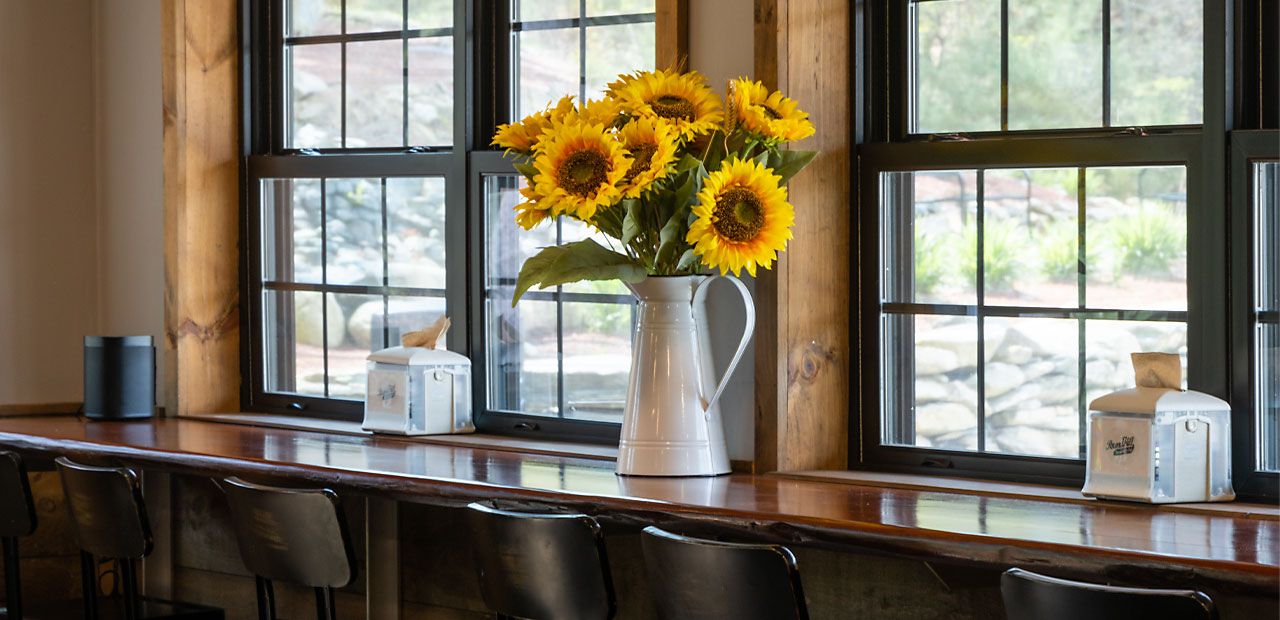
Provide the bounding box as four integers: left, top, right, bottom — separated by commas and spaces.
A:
1253, 160, 1278, 473
244, 0, 658, 439
858, 0, 1275, 497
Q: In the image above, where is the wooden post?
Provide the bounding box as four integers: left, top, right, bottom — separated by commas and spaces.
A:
161, 0, 241, 416
753, 0, 851, 471
656, 0, 690, 71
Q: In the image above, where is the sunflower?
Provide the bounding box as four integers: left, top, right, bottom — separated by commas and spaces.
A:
610, 69, 723, 140
686, 157, 794, 277
491, 96, 577, 155
729, 77, 815, 143
528, 121, 630, 222
513, 186, 553, 230
617, 117, 679, 198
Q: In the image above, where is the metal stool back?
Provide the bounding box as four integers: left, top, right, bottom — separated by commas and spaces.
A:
219, 477, 356, 620
1001, 568, 1218, 620
640, 526, 809, 620
0, 451, 37, 619
466, 502, 615, 620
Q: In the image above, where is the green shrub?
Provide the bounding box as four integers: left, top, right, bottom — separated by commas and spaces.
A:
1108, 205, 1186, 279
1039, 224, 1080, 282
957, 220, 1025, 292
914, 228, 952, 295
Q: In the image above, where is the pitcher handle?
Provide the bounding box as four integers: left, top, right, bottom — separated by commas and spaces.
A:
692, 275, 755, 413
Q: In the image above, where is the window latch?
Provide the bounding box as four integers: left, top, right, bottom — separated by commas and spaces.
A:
921, 456, 953, 469
406, 145, 433, 153
298, 148, 321, 156
513, 422, 540, 431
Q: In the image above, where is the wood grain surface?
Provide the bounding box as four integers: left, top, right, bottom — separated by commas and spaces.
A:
0, 416, 1274, 595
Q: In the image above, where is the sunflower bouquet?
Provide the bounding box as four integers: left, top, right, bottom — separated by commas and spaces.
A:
493, 69, 818, 304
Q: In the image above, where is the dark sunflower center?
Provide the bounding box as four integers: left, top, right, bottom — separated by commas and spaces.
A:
712, 187, 766, 243
651, 94, 695, 122
556, 150, 609, 197
762, 105, 782, 119
622, 143, 658, 183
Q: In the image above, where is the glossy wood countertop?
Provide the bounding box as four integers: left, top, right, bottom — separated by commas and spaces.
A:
0, 415, 1275, 594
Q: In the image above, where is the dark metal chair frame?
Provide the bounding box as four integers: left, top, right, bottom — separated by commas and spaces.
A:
0, 451, 38, 620
1001, 567, 1218, 620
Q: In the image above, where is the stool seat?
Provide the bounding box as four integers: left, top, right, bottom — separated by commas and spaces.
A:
640, 526, 809, 620
1000, 568, 1217, 620
465, 501, 615, 620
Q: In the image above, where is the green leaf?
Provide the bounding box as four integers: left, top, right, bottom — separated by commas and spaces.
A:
701, 130, 727, 172
674, 153, 701, 174
767, 150, 819, 185
512, 239, 646, 306
512, 162, 539, 182
654, 210, 686, 270
752, 150, 770, 168
676, 248, 700, 271
594, 205, 623, 239
621, 199, 642, 246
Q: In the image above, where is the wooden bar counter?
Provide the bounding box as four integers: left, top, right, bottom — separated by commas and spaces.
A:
0, 415, 1275, 596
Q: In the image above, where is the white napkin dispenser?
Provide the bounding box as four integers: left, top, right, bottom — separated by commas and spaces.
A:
1082, 387, 1234, 503
363, 346, 474, 436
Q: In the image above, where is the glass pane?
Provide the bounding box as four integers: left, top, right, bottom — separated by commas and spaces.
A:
586, 0, 654, 17
1259, 323, 1279, 472
519, 1, 579, 21
345, 0, 403, 33
561, 218, 630, 295
1084, 166, 1187, 311
288, 0, 342, 37
386, 177, 447, 289
347, 39, 405, 147
408, 0, 452, 30
288, 44, 343, 148
983, 168, 1078, 309
1256, 161, 1279, 472
1007, 0, 1103, 130
985, 317, 1080, 458
882, 171, 978, 305
488, 298, 560, 415
386, 295, 448, 348
563, 302, 632, 422
1083, 319, 1187, 406
328, 293, 382, 399
884, 314, 979, 451
1110, 0, 1202, 126
265, 290, 327, 397
407, 35, 454, 146
516, 27, 581, 118
585, 22, 654, 100
262, 179, 323, 284
486, 176, 555, 289
326, 178, 383, 285
912, 0, 1000, 133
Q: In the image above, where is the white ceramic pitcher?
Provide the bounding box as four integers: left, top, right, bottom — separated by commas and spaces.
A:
616, 275, 754, 476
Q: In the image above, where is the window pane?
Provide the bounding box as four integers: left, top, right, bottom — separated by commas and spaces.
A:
563, 302, 632, 422
347, 39, 405, 147
881, 171, 978, 305
386, 177, 447, 288
328, 293, 382, 399
326, 178, 383, 286
585, 22, 654, 99
519, 1, 579, 21
1007, 0, 1103, 130
288, 0, 341, 37
262, 178, 323, 284
1083, 319, 1187, 405
516, 27, 581, 118
1084, 166, 1187, 311
1110, 0, 1202, 126
586, 0, 654, 17
912, 0, 1000, 133
884, 314, 980, 451
984, 168, 1078, 309
489, 297, 561, 415
407, 36, 454, 146
386, 295, 448, 347
408, 0, 452, 30
345, 0, 403, 33
264, 290, 328, 397
985, 317, 1080, 458
1256, 161, 1279, 472
288, 44, 343, 148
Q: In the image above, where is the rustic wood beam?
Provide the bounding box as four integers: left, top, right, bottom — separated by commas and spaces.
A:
161, 0, 241, 416
656, 0, 690, 70
753, 0, 851, 471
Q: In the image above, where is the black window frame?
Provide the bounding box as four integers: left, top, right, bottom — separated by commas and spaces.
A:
240, 0, 656, 443
855, 0, 1277, 501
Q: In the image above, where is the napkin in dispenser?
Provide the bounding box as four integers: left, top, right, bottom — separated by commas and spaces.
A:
1081, 353, 1234, 503
363, 316, 473, 436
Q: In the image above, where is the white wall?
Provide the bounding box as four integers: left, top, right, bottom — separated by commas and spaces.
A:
689, 0, 756, 460
0, 0, 164, 406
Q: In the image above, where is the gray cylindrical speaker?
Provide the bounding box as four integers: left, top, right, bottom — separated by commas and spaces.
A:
83, 336, 155, 420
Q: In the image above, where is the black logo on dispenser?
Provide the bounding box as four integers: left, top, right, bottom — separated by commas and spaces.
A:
1106, 436, 1135, 456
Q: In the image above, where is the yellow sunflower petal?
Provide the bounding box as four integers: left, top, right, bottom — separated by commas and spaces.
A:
528, 120, 630, 223
686, 157, 794, 276
729, 77, 814, 144
617, 117, 680, 198
612, 69, 724, 140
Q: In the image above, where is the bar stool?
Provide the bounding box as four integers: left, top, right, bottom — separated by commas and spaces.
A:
465, 501, 615, 620
218, 477, 356, 620
1001, 568, 1218, 620
640, 526, 809, 620
55, 456, 223, 620
1, 451, 38, 620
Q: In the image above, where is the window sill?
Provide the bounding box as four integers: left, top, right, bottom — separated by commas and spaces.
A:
182, 412, 619, 462
772, 470, 1279, 520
